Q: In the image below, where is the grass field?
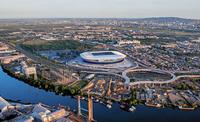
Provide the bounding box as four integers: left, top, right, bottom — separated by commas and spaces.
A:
127, 71, 172, 82
69, 80, 89, 92
20, 40, 93, 51
175, 72, 200, 76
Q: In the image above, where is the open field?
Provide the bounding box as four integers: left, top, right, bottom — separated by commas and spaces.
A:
69, 80, 89, 92
127, 71, 172, 82
20, 40, 93, 51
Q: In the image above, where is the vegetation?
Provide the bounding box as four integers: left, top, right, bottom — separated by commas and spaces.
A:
20, 40, 93, 52
175, 83, 190, 90
174, 81, 198, 91
130, 79, 136, 82
1, 65, 86, 96
121, 89, 139, 106
138, 39, 160, 45
0, 36, 4, 40
175, 72, 200, 76
192, 78, 200, 82
129, 89, 139, 105
69, 80, 89, 93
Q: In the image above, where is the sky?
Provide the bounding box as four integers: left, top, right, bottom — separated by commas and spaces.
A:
0, 0, 200, 19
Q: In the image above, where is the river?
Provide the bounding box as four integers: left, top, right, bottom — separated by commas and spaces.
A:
0, 67, 200, 122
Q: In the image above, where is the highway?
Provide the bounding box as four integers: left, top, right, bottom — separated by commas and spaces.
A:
129, 75, 200, 86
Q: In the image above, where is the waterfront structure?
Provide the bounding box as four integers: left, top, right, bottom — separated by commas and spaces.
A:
12, 115, 34, 122
80, 51, 126, 64
88, 94, 94, 122
0, 97, 11, 114
107, 79, 112, 97
76, 94, 95, 121
21, 61, 37, 80
77, 95, 82, 116
44, 109, 68, 122
31, 104, 69, 122
0, 96, 77, 122
32, 104, 51, 121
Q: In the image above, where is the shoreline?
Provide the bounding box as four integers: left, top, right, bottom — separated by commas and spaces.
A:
1, 64, 80, 96
1, 64, 199, 111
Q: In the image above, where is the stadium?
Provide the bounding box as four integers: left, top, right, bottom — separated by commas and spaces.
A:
80, 51, 127, 64
68, 51, 137, 71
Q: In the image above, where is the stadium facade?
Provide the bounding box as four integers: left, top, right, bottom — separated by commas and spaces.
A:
80, 51, 126, 64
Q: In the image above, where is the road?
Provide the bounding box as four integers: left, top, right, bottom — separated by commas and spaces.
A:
15, 44, 68, 70
4, 42, 79, 81
122, 67, 200, 86
5, 41, 200, 86
122, 68, 176, 85
129, 75, 200, 86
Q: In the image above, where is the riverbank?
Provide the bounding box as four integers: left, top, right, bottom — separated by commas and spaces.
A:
1, 66, 200, 122
1, 64, 84, 96
0, 96, 82, 122
1, 63, 200, 112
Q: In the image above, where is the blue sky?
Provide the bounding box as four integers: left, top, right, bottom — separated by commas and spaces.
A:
0, 0, 200, 19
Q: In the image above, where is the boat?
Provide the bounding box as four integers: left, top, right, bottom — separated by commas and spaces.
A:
178, 106, 195, 110
129, 106, 136, 112
106, 100, 112, 105
145, 102, 161, 108
95, 99, 99, 103
81, 97, 85, 100
120, 103, 136, 112
156, 104, 162, 108
120, 104, 125, 109
106, 104, 112, 109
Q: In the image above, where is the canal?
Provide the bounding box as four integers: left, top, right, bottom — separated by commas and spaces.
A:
0, 67, 200, 122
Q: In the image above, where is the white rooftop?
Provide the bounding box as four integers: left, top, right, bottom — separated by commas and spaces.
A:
0, 97, 10, 110
80, 51, 126, 61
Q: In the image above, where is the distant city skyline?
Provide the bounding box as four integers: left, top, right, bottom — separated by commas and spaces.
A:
0, 0, 200, 19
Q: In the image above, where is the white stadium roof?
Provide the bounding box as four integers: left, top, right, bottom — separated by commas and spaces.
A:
80, 51, 126, 63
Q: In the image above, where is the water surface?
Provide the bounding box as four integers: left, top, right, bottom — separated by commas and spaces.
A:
0, 67, 199, 122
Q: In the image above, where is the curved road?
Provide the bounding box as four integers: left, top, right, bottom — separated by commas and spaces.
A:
129, 75, 200, 86
79, 67, 200, 87
6, 41, 199, 87
122, 68, 200, 86
122, 68, 176, 85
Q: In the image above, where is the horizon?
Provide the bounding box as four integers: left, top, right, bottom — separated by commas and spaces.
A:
0, 1, 200, 122
0, 16, 199, 20
1, 0, 200, 19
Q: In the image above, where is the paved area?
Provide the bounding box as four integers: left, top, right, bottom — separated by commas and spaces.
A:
68, 57, 138, 71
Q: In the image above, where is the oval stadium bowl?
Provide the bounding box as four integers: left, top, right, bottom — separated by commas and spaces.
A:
80, 51, 126, 64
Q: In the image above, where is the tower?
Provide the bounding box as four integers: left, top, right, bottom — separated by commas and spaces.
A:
107, 79, 112, 97
77, 95, 82, 116
88, 93, 94, 122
